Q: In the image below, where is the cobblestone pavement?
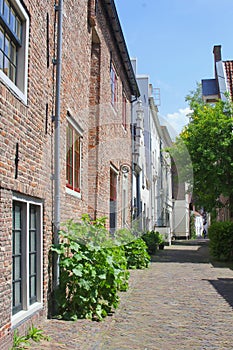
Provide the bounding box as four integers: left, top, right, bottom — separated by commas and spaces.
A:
32, 239, 233, 349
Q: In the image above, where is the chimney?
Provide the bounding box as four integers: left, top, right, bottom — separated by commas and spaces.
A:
213, 45, 222, 62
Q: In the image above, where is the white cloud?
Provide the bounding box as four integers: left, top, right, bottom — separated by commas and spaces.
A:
159, 107, 191, 140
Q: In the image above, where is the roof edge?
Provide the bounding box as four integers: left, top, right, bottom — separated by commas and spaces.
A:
103, 0, 140, 97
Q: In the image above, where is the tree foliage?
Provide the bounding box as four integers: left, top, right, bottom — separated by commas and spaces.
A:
171, 84, 233, 214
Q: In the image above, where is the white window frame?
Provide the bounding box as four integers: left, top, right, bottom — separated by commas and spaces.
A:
0, 0, 29, 104
12, 193, 43, 327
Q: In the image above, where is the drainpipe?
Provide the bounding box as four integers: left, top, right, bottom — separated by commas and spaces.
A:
135, 100, 144, 231
53, 0, 63, 289
131, 96, 137, 227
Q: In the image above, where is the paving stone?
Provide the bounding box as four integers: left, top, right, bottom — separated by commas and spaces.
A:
32, 239, 233, 349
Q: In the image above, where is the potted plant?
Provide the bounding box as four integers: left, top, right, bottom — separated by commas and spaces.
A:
158, 233, 165, 250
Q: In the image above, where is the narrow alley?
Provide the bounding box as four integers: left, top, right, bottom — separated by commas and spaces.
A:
33, 240, 233, 350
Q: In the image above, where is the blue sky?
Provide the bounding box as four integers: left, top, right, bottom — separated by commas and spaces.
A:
114, 0, 233, 138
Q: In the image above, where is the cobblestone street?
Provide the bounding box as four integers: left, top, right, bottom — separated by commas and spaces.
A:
33, 240, 233, 349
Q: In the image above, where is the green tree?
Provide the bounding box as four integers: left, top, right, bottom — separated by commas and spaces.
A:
171, 84, 233, 216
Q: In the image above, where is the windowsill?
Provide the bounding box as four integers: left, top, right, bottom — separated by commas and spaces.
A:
11, 302, 43, 328
66, 186, 81, 199
0, 71, 27, 105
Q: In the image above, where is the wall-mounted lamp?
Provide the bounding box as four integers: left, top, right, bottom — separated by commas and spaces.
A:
120, 164, 130, 174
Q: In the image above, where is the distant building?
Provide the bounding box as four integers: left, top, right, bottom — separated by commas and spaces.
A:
201, 45, 233, 221
202, 45, 233, 103
171, 166, 190, 240
131, 59, 173, 242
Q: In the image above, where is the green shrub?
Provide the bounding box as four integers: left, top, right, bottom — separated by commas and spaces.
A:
108, 246, 129, 291
52, 215, 152, 321
124, 238, 150, 269
208, 221, 233, 261
141, 230, 164, 255
114, 228, 136, 245
52, 216, 130, 321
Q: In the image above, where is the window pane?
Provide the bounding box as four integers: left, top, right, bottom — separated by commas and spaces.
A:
14, 256, 21, 279
12, 202, 22, 315
0, 51, 3, 70
0, 30, 17, 83
29, 204, 37, 304
30, 205, 36, 229
29, 206, 37, 252
30, 254, 36, 274
0, 28, 4, 50
30, 276, 36, 303
11, 41, 16, 63
74, 136, 80, 190
4, 56, 9, 76
30, 276, 36, 296
110, 170, 117, 201
3, 0, 10, 24
4, 35, 9, 56
15, 17, 21, 41
67, 162, 73, 186
10, 62, 16, 82
0, 0, 3, 15
13, 281, 21, 307
110, 66, 117, 105
13, 230, 21, 254
66, 125, 73, 187
14, 204, 21, 228
0, 28, 3, 71
10, 8, 16, 33
30, 231, 36, 251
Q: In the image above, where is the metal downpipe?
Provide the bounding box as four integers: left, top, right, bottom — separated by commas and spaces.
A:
53, 0, 63, 290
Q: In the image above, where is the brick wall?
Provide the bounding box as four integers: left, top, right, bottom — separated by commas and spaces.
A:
87, 2, 133, 228
0, 1, 55, 346
0, 0, 134, 347
0, 189, 12, 347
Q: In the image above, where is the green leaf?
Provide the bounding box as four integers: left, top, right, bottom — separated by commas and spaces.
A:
72, 268, 82, 277
98, 273, 106, 280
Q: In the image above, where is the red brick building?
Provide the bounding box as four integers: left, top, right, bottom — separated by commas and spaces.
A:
0, 0, 139, 347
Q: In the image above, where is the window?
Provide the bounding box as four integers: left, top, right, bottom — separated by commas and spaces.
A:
110, 167, 117, 233
12, 196, 42, 324
131, 123, 137, 142
66, 122, 81, 193
0, 0, 29, 103
122, 92, 127, 129
110, 64, 117, 106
